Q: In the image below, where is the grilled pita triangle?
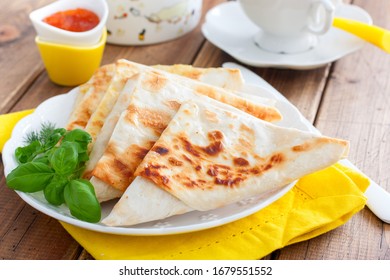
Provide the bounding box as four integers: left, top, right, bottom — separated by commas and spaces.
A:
101, 176, 192, 226
102, 99, 348, 226
153, 64, 245, 91
90, 69, 281, 202
135, 101, 348, 211
66, 63, 116, 131
67, 60, 246, 134
83, 60, 140, 146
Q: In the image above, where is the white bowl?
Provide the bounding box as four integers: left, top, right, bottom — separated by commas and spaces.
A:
30, 0, 108, 46
106, 0, 203, 45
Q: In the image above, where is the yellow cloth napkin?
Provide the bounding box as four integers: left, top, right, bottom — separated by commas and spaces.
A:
61, 164, 368, 260
0, 111, 370, 260
0, 109, 35, 151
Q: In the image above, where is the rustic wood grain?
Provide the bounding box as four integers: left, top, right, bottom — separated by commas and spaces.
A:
193, 34, 330, 123
0, 160, 82, 260
276, 0, 390, 259
0, 0, 52, 114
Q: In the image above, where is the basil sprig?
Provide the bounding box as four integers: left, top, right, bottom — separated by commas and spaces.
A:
6, 124, 101, 223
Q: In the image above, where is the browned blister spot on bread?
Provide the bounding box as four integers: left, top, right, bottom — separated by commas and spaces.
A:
292, 137, 349, 154
143, 71, 168, 92
168, 157, 183, 166
233, 157, 249, 166
93, 142, 153, 191
205, 109, 219, 123
292, 142, 312, 152
153, 146, 169, 155
179, 68, 202, 80
208, 153, 284, 188
138, 164, 170, 190
195, 85, 282, 122
195, 85, 219, 100
164, 100, 181, 111
179, 131, 225, 158
126, 105, 172, 136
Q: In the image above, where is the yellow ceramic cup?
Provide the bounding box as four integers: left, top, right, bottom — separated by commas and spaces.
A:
35, 28, 107, 86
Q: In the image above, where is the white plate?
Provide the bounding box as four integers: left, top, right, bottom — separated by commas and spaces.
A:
2, 84, 313, 236
201, 2, 372, 70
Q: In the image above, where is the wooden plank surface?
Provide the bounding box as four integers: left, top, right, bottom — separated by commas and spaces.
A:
277, 0, 390, 259
1, 0, 389, 260
0, 0, 48, 114
194, 41, 330, 123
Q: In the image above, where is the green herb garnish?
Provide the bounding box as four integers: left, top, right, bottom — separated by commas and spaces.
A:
6, 123, 101, 223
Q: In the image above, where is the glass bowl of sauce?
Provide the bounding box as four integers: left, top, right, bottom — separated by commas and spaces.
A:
30, 0, 108, 46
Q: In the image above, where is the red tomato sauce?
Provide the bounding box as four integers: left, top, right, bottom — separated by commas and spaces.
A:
43, 8, 99, 32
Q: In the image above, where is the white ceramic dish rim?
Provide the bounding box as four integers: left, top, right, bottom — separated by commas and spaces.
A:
2, 83, 315, 236
201, 2, 372, 69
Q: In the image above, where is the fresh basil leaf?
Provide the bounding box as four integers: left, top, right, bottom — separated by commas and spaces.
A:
53, 128, 67, 135
64, 179, 101, 223
43, 128, 66, 149
15, 140, 42, 164
45, 147, 57, 163
72, 141, 88, 153
62, 129, 92, 145
62, 129, 91, 164
44, 175, 67, 206
77, 151, 89, 163
50, 141, 78, 175
6, 162, 55, 192
32, 155, 50, 165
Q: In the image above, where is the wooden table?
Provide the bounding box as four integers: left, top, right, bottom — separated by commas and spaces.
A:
1, 0, 389, 260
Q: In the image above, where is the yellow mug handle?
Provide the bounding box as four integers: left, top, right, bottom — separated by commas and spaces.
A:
333, 17, 390, 53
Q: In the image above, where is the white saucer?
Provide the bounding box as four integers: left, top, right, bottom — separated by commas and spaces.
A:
201, 2, 372, 70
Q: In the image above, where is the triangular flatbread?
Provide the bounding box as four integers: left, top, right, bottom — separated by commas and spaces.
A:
66, 63, 116, 130
153, 64, 245, 91
83, 60, 140, 145
101, 176, 192, 226
82, 73, 141, 179
77, 60, 270, 179
67, 61, 246, 134
102, 100, 348, 226
136, 101, 349, 211
90, 69, 281, 202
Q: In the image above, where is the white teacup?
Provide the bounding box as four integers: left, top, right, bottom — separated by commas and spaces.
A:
238, 0, 335, 54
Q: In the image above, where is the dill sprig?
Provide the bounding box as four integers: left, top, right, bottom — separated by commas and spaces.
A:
23, 130, 39, 144
23, 122, 57, 145
38, 122, 57, 144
